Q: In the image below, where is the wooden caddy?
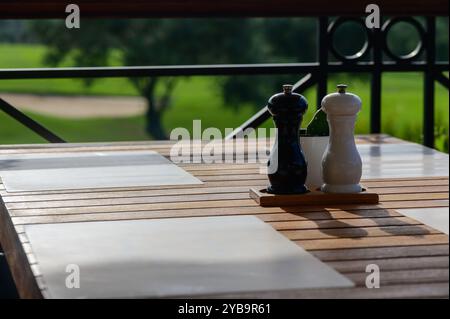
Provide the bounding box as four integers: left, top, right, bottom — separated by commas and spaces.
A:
249, 187, 379, 207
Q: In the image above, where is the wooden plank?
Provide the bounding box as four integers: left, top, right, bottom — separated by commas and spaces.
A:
327, 256, 449, 273
5, 192, 252, 210
270, 216, 424, 230
346, 268, 449, 286
260, 209, 405, 222
297, 234, 449, 250
283, 225, 440, 240
1, 177, 447, 197
16, 190, 443, 210
204, 283, 450, 299
1, 182, 446, 203
1, 185, 448, 205
0, 198, 42, 299
9, 199, 449, 218
380, 193, 449, 201
378, 200, 449, 209
312, 245, 449, 261
11, 207, 406, 225
1, 186, 253, 203
0, 179, 268, 195
2, 186, 447, 211
370, 185, 448, 194
9, 199, 257, 216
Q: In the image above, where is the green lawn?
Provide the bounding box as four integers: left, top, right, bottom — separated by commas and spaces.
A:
0, 44, 448, 152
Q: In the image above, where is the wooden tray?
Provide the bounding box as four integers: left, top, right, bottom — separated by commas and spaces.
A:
250, 187, 379, 207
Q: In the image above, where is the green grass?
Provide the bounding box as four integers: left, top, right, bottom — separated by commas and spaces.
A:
0, 44, 139, 96
0, 44, 448, 152
0, 112, 148, 144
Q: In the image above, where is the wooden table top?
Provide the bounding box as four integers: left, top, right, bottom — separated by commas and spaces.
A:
0, 134, 448, 299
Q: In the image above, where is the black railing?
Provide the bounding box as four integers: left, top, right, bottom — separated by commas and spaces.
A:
0, 16, 448, 147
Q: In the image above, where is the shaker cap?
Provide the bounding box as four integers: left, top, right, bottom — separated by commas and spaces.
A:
321, 84, 361, 116
267, 84, 308, 116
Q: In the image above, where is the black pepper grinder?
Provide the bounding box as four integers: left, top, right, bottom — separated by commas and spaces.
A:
267, 84, 308, 194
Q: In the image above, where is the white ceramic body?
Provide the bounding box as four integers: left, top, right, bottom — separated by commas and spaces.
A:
320, 90, 363, 193
300, 136, 329, 190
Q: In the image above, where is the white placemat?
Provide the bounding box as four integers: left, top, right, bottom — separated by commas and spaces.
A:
0, 151, 202, 192
24, 216, 353, 298
397, 207, 449, 235
358, 143, 449, 179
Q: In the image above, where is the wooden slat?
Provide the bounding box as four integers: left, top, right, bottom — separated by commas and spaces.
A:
8, 199, 449, 219
346, 268, 449, 286
18, 190, 447, 209
2, 179, 447, 211
297, 234, 449, 250
208, 282, 449, 298
284, 225, 440, 240
327, 256, 449, 273
1, 176, 447, 196
312, 245, 449, 261
270, 216, 424, 230
7, 199, 448, 219
0, 199, 42, 299
11, 207, 406, 225
0, 185, 448, 203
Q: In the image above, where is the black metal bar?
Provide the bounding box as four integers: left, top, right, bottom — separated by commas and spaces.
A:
224, 106, 271, 140
1, 62, 447, 80
0, 98, 66, 143
292, 73, 317, 92
371, 27, 382, 134
317, 17, 328, 107
225, 73, 317, 139
0, 64, 323, 79
435, 71, 449, 89
424, 17, 436, 148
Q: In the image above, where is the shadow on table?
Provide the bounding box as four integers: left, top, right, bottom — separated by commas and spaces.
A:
277, 205, 431, 239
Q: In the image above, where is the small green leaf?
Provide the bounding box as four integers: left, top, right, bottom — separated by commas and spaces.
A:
305, 108, 329, 136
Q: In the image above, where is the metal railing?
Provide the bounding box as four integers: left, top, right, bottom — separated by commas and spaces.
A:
0, 16, 448, 148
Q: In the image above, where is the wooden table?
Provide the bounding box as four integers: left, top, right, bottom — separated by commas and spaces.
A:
0, 135, 448, 298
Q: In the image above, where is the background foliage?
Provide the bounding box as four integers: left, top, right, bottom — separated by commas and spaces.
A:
0, 18, 448, 151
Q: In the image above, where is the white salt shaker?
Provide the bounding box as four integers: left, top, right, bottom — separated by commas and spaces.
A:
321, 84, 363, 193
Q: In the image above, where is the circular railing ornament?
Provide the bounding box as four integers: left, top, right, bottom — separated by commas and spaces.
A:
382, 17, 426, 62
328, 17, 372, 62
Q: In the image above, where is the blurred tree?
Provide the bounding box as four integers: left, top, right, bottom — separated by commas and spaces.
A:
31, 19, 263, 139
262, 18, 317, 62
29, 17, 448, 138
219, 18, 317, 111
0, 20, 34, 43
436, 17, 449, 61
